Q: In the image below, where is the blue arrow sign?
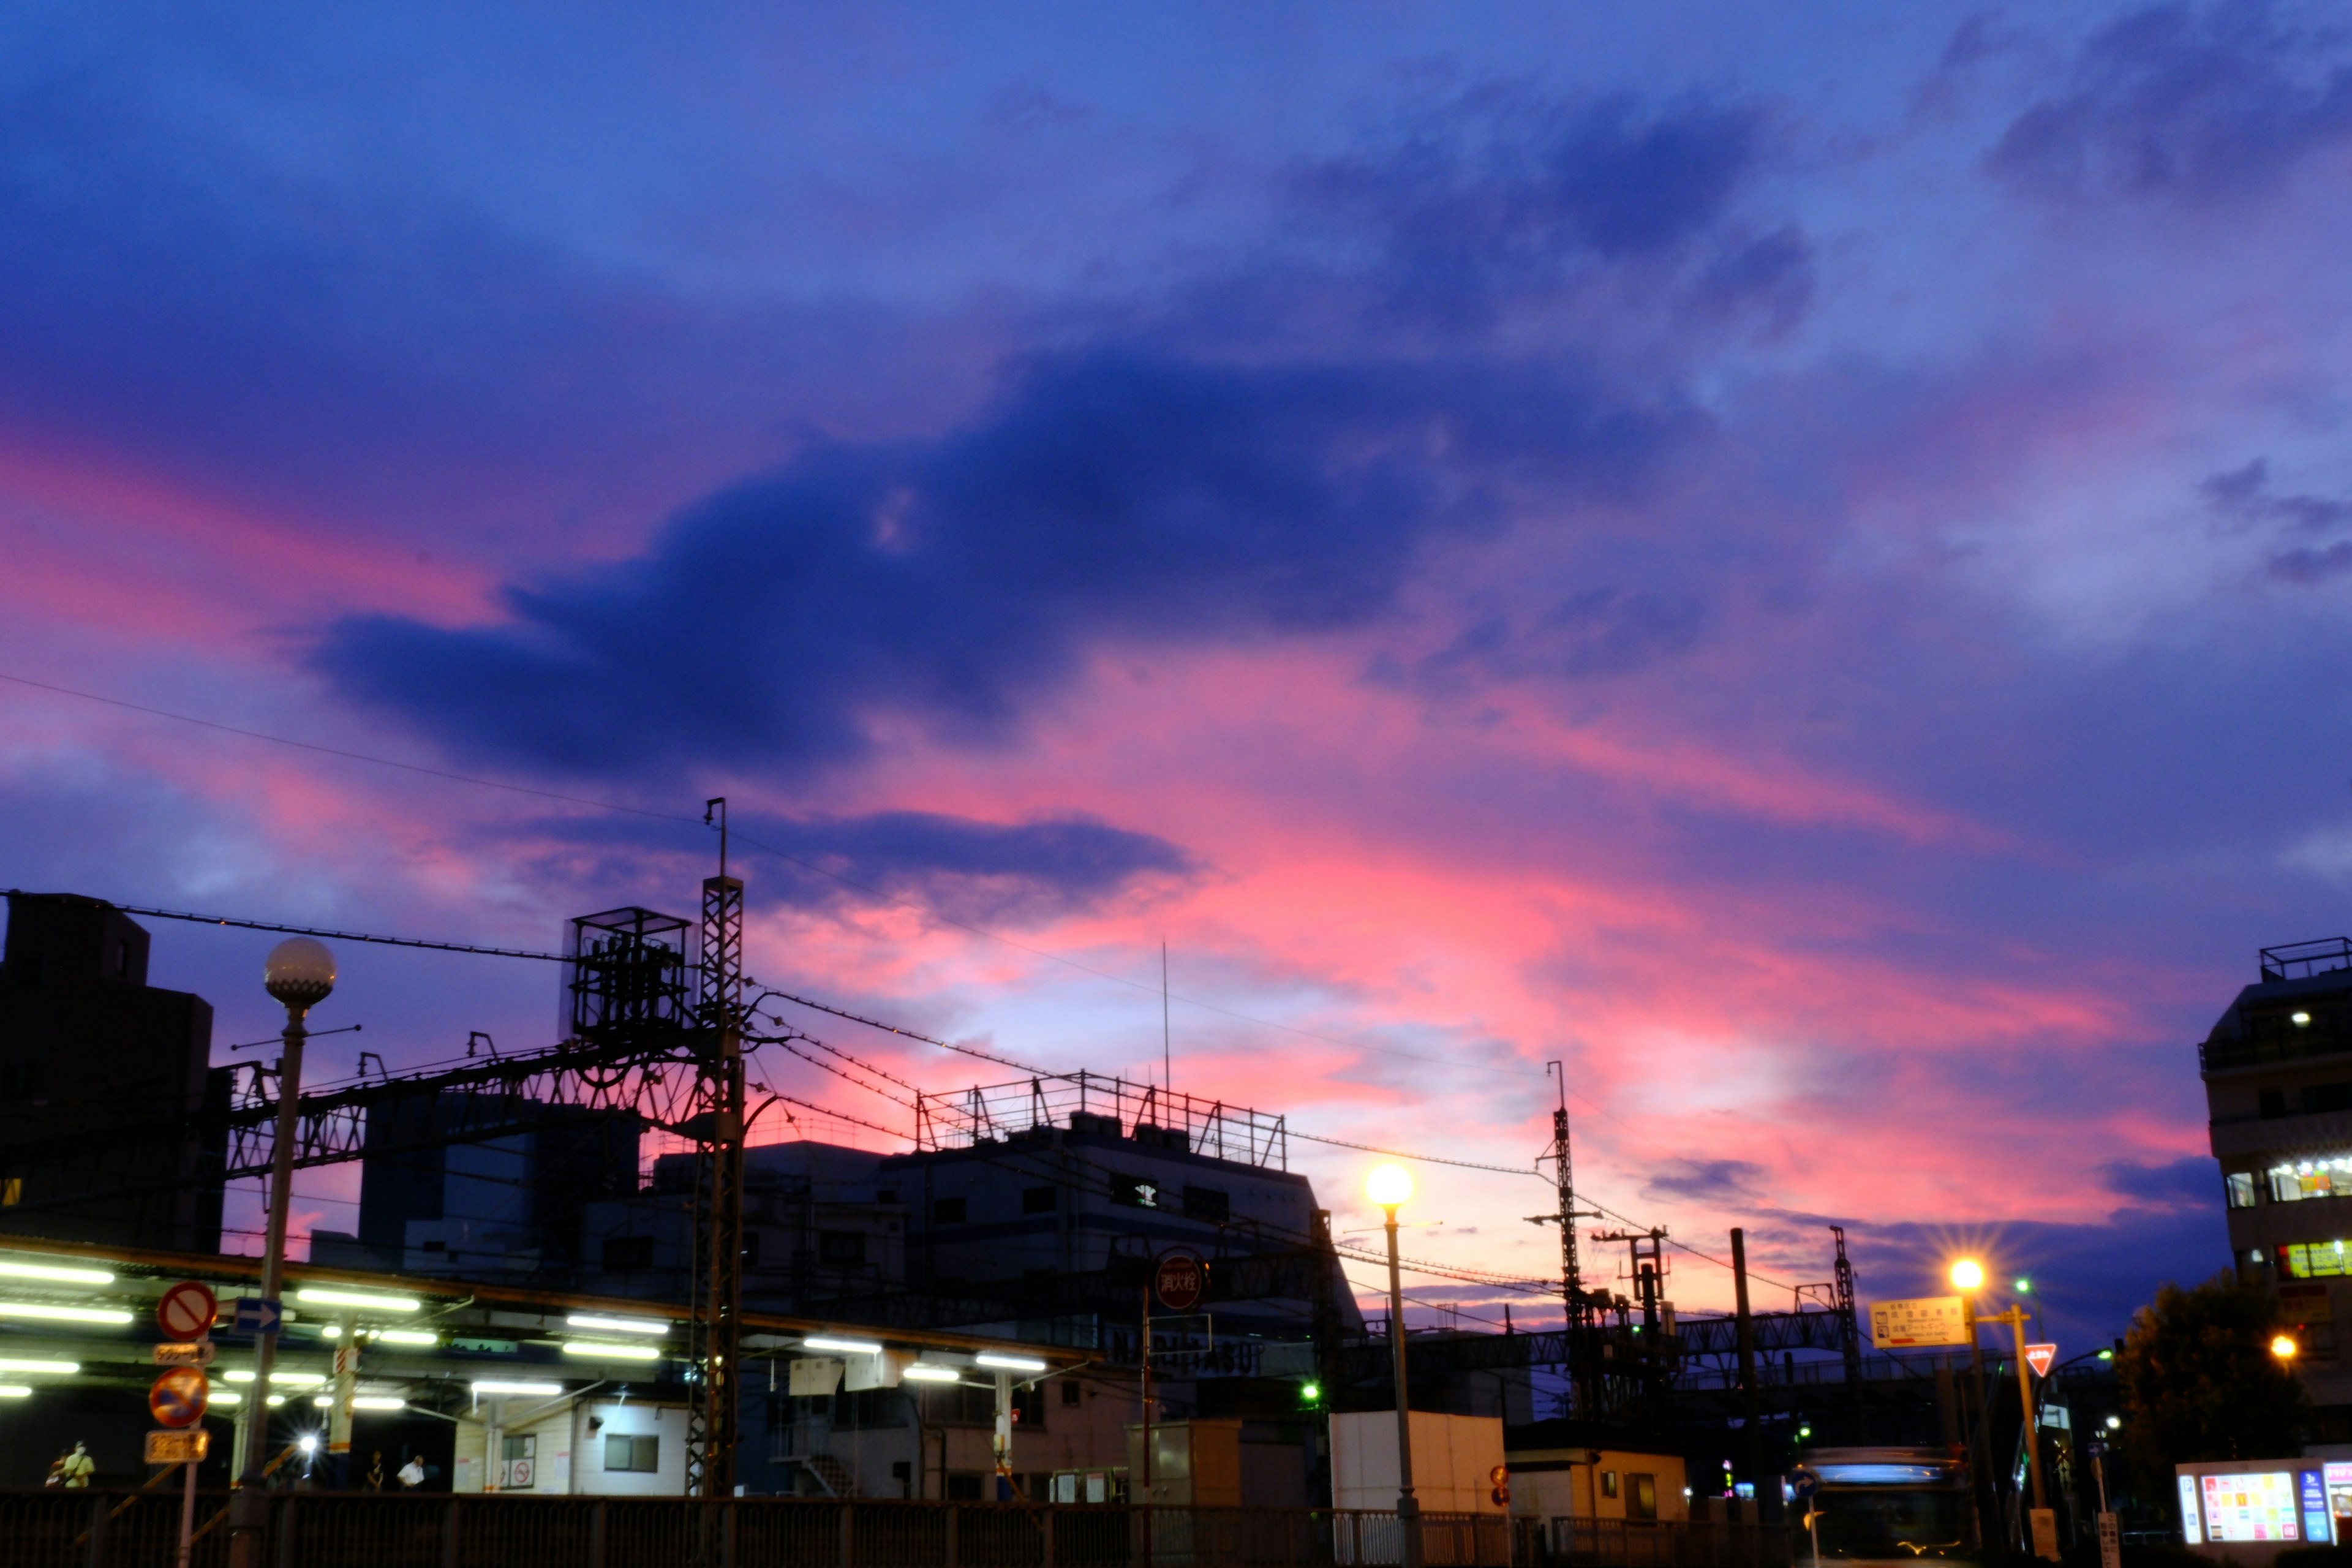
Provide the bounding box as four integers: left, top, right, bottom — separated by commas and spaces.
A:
231, 1297, 281, 1335
1790, 1465, 1822, 1501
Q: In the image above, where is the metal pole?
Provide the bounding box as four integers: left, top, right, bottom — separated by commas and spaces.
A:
1140, 1283, 1153, 1504
230, 1000, 309, 1568
1387, 1206, 1420, 1568
2010, 1313, 2045, 1512
328, 1313, 356, 1488
1961, 1291, 1996, 1554
178, 1458, 198, 1568
993, 1371, 1014, 1501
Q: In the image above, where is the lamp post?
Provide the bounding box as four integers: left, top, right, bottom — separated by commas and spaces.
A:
228, 938, 334, 1568
1369, 1164, 1420, 1568
1949, 1259, 1998, 1556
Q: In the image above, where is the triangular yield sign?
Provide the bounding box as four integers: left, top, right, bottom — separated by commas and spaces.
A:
2025, 1343, 2058, 1378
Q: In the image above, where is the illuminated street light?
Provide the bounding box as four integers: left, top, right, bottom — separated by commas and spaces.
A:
2014, 1278, 2032, 1294
1367, 1164, 1414, 1210
974, 1353, 1047, 1373
1948, 1259, 1984, 1292
2105, 1416, 2121, 1430
2272, 1334, 2300, 1362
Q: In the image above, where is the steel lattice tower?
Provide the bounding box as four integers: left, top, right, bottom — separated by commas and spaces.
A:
686, 801, 748, 1506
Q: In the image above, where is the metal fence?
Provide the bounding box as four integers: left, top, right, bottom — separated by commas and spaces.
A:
0, 1493, 1544, 1568
1541, 1518, 1793, 1568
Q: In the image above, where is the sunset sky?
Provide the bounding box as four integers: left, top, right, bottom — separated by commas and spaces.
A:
9, 2, 2348, 1346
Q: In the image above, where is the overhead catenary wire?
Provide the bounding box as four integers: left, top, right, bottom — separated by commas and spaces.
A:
15, 885, 1791, 1287
0, 670, 1540, 1080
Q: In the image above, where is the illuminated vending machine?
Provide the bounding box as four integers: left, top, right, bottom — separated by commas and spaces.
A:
2327, 1463, 2352, 1543
2179, 1461, 2339, 1556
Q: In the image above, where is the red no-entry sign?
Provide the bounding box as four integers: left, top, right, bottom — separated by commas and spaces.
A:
156, 1281, 217, 1342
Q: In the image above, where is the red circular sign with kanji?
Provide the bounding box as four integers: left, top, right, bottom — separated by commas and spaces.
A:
1154, 1249, 1206, 1313
150, 1366, 209, 1429
156, 1281, 217, 1342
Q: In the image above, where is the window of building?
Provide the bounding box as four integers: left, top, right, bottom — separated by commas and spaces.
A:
2263, 1089, 2289, 1119
946, 1474, 986, 1501
1061, 1379, 1082, 1406
1182, 1185, 1231, 1223
2228, 1172, 2260, 1208
819, 1230, 867, 1265
1023, 1185, 1058, 1214
1629, 1474, 1657, 1520
601, 1236, 654, 1270
2267, 1156, 2352, 1203
1602, 1471, 1619, 1499
604, 1434, 659, 1473
1110, 1174, 1161, 1209
2280, 1240, 2352, 1278
933, 1197, 967, 1224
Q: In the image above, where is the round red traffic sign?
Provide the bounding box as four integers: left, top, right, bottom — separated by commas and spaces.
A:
149, 1366, 209, 1429
1154, 1249, 1206, 1313
156, 1281, 217, 1342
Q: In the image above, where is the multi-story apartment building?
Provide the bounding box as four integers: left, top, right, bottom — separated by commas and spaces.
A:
2202, 938, 2352, 1425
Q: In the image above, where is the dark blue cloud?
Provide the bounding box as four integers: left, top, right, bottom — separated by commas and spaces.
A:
2100, 1154, 2219, 1208
1642, 1158, 1769, 1204
1988, 5, 2352, 200
529, 806, 1193, 927
1292, 91, 1801, 331
747, 809, 1195, 924
314, 346, 1696, 776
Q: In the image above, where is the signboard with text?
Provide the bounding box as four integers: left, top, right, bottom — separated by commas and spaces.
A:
1869, 1297, 1968, 1348
2026, 1343, 2058, 1378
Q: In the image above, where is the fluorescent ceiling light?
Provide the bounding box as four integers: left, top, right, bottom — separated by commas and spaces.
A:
471, 1381, 564, 1397
375, 1330, 437, 1346
801, 1336, 883, 1355
0, 1303, 132, 1325
223, 1371, 325, 1386
902, 1364, 962, 1382
352, 1396, 405, 1411
567, 1314, 668, 1335
0, 1261, 113, 1286
975, 1354, 1047, 1373
209, 1391, 287, 1406
295, 1288, 419, 1313
0, 1386, 31, 1398
562, 1342, 660, 1361
0, 1359, 77, 1375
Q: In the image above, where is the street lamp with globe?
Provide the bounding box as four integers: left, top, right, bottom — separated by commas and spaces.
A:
229, 939, 334, 1566
1368, 1164, 1420, 1568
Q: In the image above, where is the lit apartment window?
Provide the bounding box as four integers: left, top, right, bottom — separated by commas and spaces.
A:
2267, 1156, 2352, 1202
2228, 1172, 2259, 1209
2278, 1240, 2352, 1278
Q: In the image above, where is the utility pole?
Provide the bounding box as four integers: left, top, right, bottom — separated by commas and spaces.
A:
687, 798, 748, 1515
1732, 1229, 1780, 1524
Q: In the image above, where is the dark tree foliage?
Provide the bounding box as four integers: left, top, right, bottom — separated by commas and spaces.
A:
2116, 1270, 2308, 1506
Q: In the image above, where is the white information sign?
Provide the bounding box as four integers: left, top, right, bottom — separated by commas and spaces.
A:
1869, 1297, 1969, 1348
